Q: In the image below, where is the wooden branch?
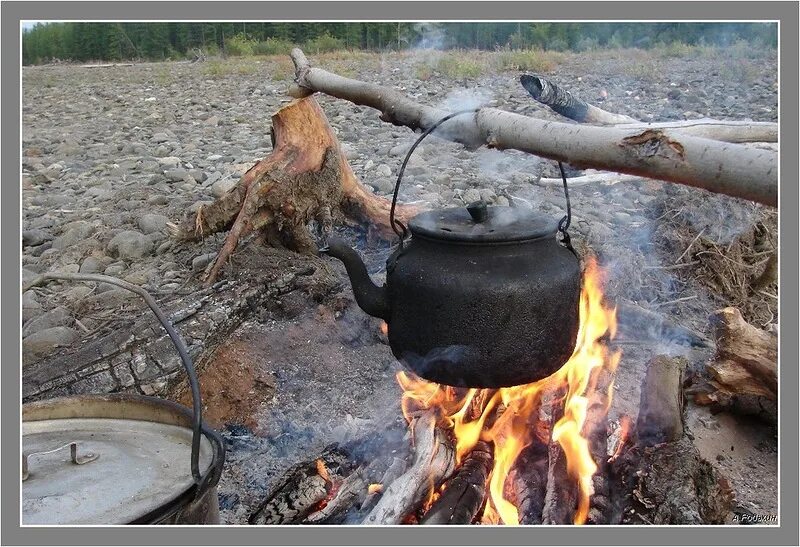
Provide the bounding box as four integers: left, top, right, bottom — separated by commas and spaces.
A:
420, 440, 492, 525
635, 356, 687, 446
509, 441, 549, 525
362, 412, 456, 524
521, 75, 777, 143
291, 48, 777, 207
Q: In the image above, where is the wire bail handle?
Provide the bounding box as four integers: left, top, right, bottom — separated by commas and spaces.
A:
388, 109, 575, 252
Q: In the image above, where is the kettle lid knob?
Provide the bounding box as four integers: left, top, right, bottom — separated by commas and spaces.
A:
466, 200, 488, 223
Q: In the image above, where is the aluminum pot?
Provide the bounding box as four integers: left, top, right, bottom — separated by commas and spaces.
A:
22, 393, 225, 525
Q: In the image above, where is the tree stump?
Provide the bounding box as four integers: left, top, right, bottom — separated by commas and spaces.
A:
170, 96, 419, 286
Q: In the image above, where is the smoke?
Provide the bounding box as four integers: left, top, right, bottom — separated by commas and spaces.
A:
412, 22, 446, 51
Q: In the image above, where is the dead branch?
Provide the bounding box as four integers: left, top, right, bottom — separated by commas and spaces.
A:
291, 48, 777, 207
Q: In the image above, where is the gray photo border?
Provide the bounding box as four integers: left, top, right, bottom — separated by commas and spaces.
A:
3, 2, 797, 546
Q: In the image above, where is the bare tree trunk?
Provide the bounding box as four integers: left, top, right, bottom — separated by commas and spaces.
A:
290, 48, 777, 207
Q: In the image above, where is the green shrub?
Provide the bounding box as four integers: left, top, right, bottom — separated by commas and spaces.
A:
252, 37, 294, 56
303, 32, 345, 54
225, 34, 256, 57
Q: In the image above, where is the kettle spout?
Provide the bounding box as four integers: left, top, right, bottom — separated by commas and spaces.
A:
321, 236, 390, 321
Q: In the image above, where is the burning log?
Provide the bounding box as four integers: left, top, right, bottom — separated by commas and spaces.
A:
362, 412, 455, 524
169, 95, 419, 285
249, 445, 350, 524
509, 442, 549, 525
691, 307, 777, 424
290, 48, 777, 207
521, 74, 777, 143
613, 355, 735, 524
420, 440, 493, 525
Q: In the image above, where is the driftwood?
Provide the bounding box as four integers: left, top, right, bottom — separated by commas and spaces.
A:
521, 74, 778, 143
420, 440, 492, 525
362, 412, 456, 524
691, 307, 777, 423
290, 48, 776, 207
169, 95, 419, 285
614, 355, 734, 524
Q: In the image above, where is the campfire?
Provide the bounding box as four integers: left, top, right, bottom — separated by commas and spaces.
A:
394, 256, 620, 525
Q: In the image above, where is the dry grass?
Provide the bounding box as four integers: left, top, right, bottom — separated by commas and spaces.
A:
493, 49, 565, 73
435, 51, 488, 79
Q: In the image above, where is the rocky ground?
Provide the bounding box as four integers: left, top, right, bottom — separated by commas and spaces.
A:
21, 47, 778, 524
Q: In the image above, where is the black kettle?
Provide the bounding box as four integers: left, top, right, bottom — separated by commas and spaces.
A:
324, 110, 581, 388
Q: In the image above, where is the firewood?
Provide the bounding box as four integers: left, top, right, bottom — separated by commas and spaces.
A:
615, 355, 734, 524
509, 441, 549, 525
169, 95, 419, 286
248, 445, 351, 525
636, 355, 687, 446
359, 456, 407, 513
291, 48, 776, 207
691, 307, 777, 423
362, 412, 456, 524
420, 440, 493, 525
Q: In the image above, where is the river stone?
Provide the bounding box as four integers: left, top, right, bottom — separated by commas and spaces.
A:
212, 177, 237, 198
51, 221, 94, 250
79, 256, 105, 274
138, 213, 170, 234
22, 229, 53, 248
375, 164, 392, 177
164, 168, 188, 182
158, 156, 182, 168
23, 327, 80, 364
192, 253, 216, 272
107, 230, 152, 260
462, 189, 481, 203
22, 306, 73, 338
22, 290, 43, 324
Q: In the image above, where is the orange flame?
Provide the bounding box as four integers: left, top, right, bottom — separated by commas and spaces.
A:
368, 483, 383, 495
396, 256, 620, 525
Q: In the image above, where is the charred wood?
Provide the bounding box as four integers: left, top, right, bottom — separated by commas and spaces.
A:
420, 440, 493, 525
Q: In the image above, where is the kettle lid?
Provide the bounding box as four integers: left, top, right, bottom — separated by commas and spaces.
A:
408, 203, 558, 243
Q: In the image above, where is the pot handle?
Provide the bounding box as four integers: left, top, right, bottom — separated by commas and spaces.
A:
22, 273, 206, 488
388, 109, 575, 254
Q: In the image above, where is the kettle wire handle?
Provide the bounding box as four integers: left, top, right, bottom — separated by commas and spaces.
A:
388, 108, 575, 251
22, 273, 205, 486
389, 108, 481, 246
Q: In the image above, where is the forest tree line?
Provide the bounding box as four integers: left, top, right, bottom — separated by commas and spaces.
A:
22, 22, 777, 65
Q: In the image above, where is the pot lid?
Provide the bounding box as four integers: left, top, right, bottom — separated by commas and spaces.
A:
408, 202, 558, 243
22, 401, 215, 525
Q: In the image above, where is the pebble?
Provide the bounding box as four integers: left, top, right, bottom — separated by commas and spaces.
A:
22, 306, 73, 338
158, 156, 182, 168
51, 221, 94, 250
192, 253, 217, 272
164, 168, 188, 182
22, 229, 53, 248
375, 164, 392, 177
138, 213, 170, 234
22, 290, 43, 324
22, 326, 80, 363
212, 177, 237, 198
107, 230, 153, 260
79, 256, 106, 274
